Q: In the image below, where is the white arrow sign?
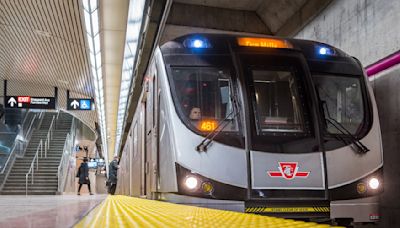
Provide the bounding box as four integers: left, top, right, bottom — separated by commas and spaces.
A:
8, 97, 17, 107
70, 100, 79, 109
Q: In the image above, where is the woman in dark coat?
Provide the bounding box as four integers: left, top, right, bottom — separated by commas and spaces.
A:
77, 158, 93, 195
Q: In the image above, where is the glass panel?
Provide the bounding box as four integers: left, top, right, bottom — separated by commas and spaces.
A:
171, 67, 239, 132
314, 75, 364, 134
252, 70, 304, 132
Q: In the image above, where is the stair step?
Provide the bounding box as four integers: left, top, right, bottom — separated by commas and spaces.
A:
5, 184, 58, 188
6, 177, 58, 181
1, 191, 58, 195
2, 187, 58, 191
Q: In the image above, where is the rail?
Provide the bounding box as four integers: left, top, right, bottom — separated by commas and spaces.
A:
44, 116, 55, 158
57, 117, 76, 193
25, 139, 43, 195
1, 113, 38, 174
57, 133, 71, 193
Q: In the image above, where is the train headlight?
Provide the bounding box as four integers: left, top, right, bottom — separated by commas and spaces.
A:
368, 178, 380, 190
185, 176, 198, 190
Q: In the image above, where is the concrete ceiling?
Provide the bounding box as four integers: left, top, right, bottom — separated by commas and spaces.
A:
164, 0, 333, 41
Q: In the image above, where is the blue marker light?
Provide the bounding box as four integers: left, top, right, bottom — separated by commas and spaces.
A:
319, 47, 328, 55
184, 37, 212, 49
317, 46, 334, 56
192, 39, 204, 48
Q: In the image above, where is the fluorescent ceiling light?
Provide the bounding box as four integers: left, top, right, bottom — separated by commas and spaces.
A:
82, 0, 107, 159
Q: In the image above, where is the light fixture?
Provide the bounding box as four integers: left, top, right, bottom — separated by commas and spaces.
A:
185, 176, 198, 190
184, 37, 212, 49
368, 177, 380, 190
317, 46, 335, 56
82, 0, 108, 160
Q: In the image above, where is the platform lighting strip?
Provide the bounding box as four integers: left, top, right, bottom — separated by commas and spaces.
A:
114, 0, 146, 154
82, 0, 107, 159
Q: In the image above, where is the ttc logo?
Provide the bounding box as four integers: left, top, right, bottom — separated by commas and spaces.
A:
267, 162, 310, 180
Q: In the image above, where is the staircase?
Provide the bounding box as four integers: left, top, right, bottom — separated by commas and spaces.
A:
1, 112, 72, 195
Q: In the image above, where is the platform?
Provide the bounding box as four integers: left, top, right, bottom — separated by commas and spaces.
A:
0, 194, 106, 227
76, 195, 342, 228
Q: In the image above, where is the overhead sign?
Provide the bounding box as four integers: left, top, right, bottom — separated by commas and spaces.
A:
67, 98, 94, 110
5, 96, 56, 109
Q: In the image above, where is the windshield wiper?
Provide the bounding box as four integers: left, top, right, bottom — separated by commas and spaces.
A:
321, 101, 369, 154
196, 94, 240, 152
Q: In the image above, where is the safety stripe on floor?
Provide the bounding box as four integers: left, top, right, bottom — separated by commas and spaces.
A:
75, 195, 343, 228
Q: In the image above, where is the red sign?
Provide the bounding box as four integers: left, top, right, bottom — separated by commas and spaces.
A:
18, 96, 31, 103
267, 162, 310, 180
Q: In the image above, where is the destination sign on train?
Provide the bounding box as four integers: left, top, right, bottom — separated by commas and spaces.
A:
5, 96, 56, 109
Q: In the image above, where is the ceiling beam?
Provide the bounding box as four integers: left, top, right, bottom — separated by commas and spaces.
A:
167, 2, 271, 35
275, 0, 334, 37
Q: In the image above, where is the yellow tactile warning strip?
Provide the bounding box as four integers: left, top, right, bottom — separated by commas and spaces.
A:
75, 195, 344, 228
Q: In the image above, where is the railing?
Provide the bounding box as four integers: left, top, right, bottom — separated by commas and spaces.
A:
57, 117, 76, 193
25, 139, 43, 195
44, 116, 55, 158
0, 113, 39, 175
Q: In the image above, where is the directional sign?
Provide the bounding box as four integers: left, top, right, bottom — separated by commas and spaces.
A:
7, 97, 17, 107
5, 96, 56, 109
67, 98, 94, 110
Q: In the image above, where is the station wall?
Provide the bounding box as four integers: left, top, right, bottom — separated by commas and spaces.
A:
295, 0, 400, 225
294, 0, 400, 66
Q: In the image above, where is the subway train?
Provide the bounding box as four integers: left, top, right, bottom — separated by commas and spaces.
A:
116, 34, 383, 224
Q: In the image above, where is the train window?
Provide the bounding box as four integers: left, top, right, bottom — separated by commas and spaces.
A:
313, 75, 364, 135
170, 67, 239, 132
251, 69, 305, 133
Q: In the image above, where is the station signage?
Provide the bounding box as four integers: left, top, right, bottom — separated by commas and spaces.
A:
67, 98, 94, 111
5, 96, 56, 109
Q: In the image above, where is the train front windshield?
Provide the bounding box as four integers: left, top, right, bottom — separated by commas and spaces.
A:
251, 69, 305, 133
313, 75, 365, 135
170, 67, 240, 133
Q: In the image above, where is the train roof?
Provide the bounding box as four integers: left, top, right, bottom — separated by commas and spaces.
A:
160, 33, 350, 60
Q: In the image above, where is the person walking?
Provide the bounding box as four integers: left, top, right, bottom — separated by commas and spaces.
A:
77, 157, 93, 195
108, 156, 119, 195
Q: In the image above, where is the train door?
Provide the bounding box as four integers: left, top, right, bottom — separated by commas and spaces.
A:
130, 121, 141, 196
145, 63, 159, 199
238, 53, 328, 212
140, 103, 147, 196
150, 71, 159, 194
128, 130, 133, 196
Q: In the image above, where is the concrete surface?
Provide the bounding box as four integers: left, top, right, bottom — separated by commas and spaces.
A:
295, 0, 400, 66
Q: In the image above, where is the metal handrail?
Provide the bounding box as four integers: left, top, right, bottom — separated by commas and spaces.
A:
0, 114, 37, 174
0, 142, 18, 174
25, 139, 43, 195
57, 117, 76, 193
21, 109, 31, 127
37, 111, 45, 129
24, 114, 37, 144
44, 116, 55, 158
57, 133, 70, 192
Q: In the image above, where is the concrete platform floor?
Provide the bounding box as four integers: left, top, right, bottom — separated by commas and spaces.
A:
0, 194, 106, 228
